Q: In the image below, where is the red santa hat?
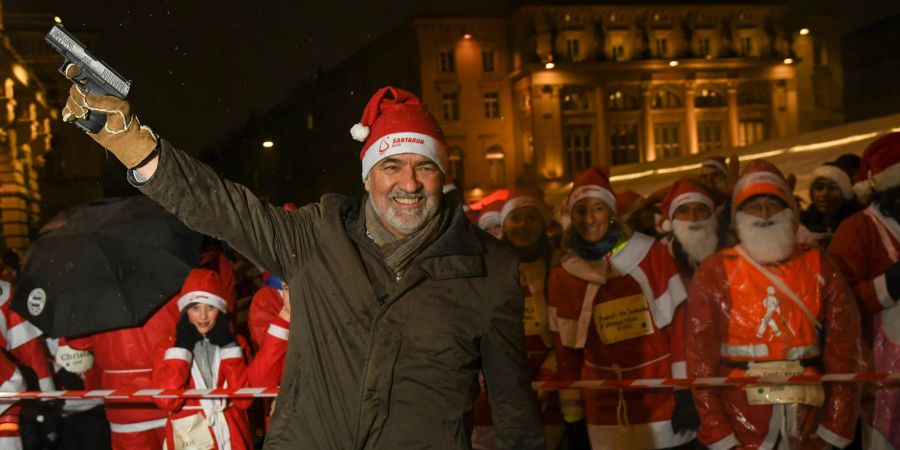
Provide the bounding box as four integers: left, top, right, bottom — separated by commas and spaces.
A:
176, 268, 228, 314
701, 156, 729, 177
350, 86, 448, 181
732, 160, 796, 213
500, 187, 550, 226
811, 163, 853, 200
478, 199, 504, 230
615, 189, 645, 221
283, 202, 298, 211
568, 166, 616, 214
661, 178, 716, 220
854, 132, 900, 202
443, 175, 458, 194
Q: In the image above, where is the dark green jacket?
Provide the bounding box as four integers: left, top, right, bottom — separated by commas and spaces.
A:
134, 140, 545, 450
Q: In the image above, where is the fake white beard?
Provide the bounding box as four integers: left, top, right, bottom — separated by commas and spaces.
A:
735, 208, 797, 264
671, 216, 719, 263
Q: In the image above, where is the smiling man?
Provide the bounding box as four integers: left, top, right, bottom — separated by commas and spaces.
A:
62, 84, 544, 449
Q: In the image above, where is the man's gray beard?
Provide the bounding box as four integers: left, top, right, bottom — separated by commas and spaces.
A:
735, 208, 797, 264
672, 217, 719, 263
373, 193, 440, 236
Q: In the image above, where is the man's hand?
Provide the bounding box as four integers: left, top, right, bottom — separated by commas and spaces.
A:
277, 287, 292, 322
61, 65, 158, 169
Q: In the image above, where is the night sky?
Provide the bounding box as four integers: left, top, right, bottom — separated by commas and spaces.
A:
6, 0, 899, 156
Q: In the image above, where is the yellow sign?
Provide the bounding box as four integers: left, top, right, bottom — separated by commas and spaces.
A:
592, 293, 654, 344
744, 360, 825, 407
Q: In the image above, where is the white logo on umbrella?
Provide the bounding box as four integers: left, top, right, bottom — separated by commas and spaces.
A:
27, 288, 47, 316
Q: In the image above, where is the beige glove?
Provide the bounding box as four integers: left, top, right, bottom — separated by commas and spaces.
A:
61, 66, 158, 168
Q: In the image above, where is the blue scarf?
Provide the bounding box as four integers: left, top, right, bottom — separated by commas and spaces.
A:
570, 226, 621, 261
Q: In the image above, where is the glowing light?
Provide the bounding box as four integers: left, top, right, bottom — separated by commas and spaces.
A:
741, 149, 787, 161
788, 132, 879, 153
545, 62, 555, 70
53, 16, 62, 24
668, 60, 679, 67
463, 34, 472, 40
799, 28, 810, 36
262, 141, 274, 148
610, 170, 654, 182
12, 65, 28, 86
656, 163, 701, 175
783, 58, 794, 64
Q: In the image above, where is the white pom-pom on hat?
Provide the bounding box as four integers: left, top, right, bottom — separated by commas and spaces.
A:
661, 219, 672, 233
350, 123, 370, 142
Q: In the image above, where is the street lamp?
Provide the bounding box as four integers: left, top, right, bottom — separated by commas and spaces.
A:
668, 60, 679, 67
783, 58, 794, 64
262, 140, 274, 149
799, 28, 810, 36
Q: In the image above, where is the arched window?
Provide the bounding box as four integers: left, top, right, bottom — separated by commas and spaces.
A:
448, 146, 464, 186
606, 88, 639, 111
652, 86, 682, 109
564, 126, 592, 175
695, 85, 726, 108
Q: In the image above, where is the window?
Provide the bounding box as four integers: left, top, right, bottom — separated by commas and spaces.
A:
697, 121, 723, 152
654, 122, 681, 158
482, 50, 495, 72
652, 89, 682, 109
566, 39, 581, 61
698, 38, 711, 58
610, 124, 640, 165
486, 146, 505, 184
814, 80, 826, 108
740, 37, 753, 56
441, 92, 459, 121
739, 119, 766, 147
655, 38, 668, 58
607, 89, 639, 111
612, 44, 626, 61
484, 92, 500, 118
563, 126, 593, 175
561, 87, 590, 111
695, 87, 726, 108
814, 41, 828, 66
738, 82, 769, 105
439, 50, 455, 73
448, 146, 464, 185
306, 113, 314, 130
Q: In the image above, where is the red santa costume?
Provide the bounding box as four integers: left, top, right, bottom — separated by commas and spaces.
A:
0, 351, 26, 450
472, 187, 562, 449
830, 134, 900, 450
247, 274, 286, 351
548, 167, 692, 449
153, 269, 252, 450
67, 287, 181, 449
688, 161, 860, 450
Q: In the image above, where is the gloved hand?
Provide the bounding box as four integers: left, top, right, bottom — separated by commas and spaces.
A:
561, 419, 591, 450
671, 389, 700, 434
61, 65, 158, 168
886, 262, 900, 302
174, 314, 203, 350
205, 314, 234, 347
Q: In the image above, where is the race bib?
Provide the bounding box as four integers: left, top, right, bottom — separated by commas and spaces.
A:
54, 345, 94, 375
744, 360, 825, 407
592, 293, 654, 345
172, 413, 215, 450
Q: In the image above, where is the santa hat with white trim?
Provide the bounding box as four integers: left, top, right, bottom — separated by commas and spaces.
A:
854, 132, 900, 203
500, 187, 550, 227
732, 160, 797, 214
811, 163, 853, 200
660, 178, 716, 231
350, 87, 448, 181
568, 166, 616, 214
176, 268, 228, 314
478, 199, 504, 230
701, 156, 728, 177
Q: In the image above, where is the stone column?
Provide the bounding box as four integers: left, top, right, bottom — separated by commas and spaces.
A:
684, 81, 699, 154
640, 82, 655, 161
593, 85, 609, 166
726, 80, 740, 147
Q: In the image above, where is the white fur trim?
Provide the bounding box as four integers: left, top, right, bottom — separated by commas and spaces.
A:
0, 368, 25, 415
164, 347, 192, 362
587, 419, 695, 450
108, 418, 167, 433
350, 123, 370, 142
816, 424, 852, 449
442, 183, 457, 194
38, 376, 55, 392
0, 437, 22, 450
734, 171, 792, 202
874, 274, 896, 309
477, 211, 500, 230
702, 158, 728, 176
661, 219, 672, 232
671, 361, 687, 379
6, 320, 43, 350
569, 185, 617, 214
360, 131, 447, 180
499, 196, 547, 227
667, 192, 714, 220
220, 346, 243, 360
855, 161, 900, 202
706, 433, 741, 450
0, 280, 10, 305
177, 290, 228, 313
812, 165, 852, 200
267, 323, 290, 341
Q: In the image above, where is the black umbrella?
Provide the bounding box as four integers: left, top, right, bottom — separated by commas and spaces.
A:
12, 196, 203, 337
